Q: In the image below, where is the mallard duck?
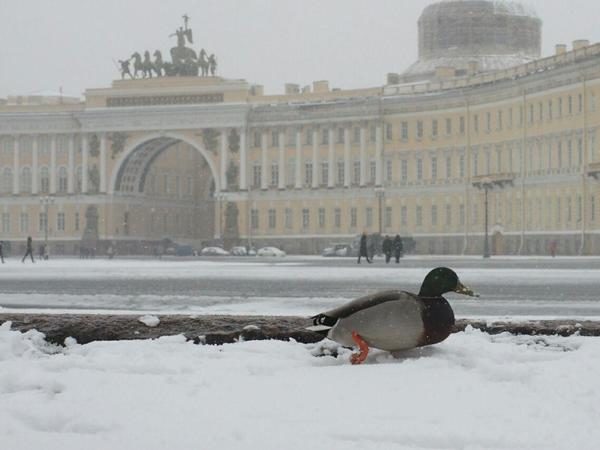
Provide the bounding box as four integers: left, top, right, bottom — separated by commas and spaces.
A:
309, 267, 478, 364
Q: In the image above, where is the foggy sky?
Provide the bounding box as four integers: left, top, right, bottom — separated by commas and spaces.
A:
1, 0, 599, 98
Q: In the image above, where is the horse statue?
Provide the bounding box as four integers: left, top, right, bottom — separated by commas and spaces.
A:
198, 49, 209, 77
131, 52, 144, 79
153, 50, 164, 77
142, 51, 154, 78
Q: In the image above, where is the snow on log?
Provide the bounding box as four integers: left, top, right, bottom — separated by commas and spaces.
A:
1, 313, 599, 346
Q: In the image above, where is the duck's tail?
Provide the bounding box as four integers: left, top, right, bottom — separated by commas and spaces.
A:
306, 313, 337, 334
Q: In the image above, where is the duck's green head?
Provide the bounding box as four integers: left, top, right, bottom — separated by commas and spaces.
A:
418, 267, 479, 298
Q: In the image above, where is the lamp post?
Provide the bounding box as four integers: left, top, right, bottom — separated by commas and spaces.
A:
472, 175, 514, 259
375, 187, 385, 235
39, 196, 54, 259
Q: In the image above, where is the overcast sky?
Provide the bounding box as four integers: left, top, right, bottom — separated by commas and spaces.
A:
1, 0, 599, 98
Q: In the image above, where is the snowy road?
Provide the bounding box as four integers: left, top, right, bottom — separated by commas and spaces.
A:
1, 256, 600, 319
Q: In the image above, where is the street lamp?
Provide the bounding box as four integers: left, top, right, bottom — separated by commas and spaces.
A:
375, 187, 385, 235
472, 175, 514, 259
39, 196, 54, 259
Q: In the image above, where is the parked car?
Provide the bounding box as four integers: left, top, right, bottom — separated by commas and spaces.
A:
322, 243, 351, 257
201, 246, 230, 256
230, 246, 248, 256
257, 246, 286, 257
175, 245, 194, 256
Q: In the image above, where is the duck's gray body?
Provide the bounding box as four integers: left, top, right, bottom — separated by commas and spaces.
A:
313, 289, 455, 352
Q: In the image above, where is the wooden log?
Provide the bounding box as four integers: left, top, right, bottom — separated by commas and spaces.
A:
1, 313, 599, 346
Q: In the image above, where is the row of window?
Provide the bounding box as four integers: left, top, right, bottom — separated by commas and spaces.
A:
1, 211, 80, 234
248, 92, 597, 148
247, 195, 597, 232
146, 173, 195, 197
0, 166, 84, 194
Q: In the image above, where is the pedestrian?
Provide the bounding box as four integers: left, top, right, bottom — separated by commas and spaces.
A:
22, 236, 35, 263
382, 235, 393, 264
393, 234, 404, 263
549, 240, 558, 258
0, 240, 5, 263
357, 232, 372, 264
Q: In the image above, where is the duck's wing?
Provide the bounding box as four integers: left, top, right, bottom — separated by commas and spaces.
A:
311, 290, 415, 327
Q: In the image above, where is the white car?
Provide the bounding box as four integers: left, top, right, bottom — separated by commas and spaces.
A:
200, 247, 230, 256
257, 246, 286, 257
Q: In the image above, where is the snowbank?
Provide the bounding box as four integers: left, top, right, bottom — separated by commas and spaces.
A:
1, 321, 600, 450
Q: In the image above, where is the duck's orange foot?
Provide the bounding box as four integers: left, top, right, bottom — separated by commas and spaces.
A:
350, 331, 369, 365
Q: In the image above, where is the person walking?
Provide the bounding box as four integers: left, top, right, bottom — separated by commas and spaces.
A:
22, 236, 35, 263
357, 232, 372, 264
0, 240, 5, 263
393, 234, 404, 263
382, 235, 393, 264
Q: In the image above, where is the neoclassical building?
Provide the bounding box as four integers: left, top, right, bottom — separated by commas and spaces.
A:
1, 1, 600, 255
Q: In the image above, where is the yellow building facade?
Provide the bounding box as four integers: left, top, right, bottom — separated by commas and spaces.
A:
1, 11, 600, 256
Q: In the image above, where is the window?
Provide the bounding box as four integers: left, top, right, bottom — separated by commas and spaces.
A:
578, 94, 583, 113
568, 95, 573, 115
353, 161, 360, 185
472, 204, 478, 225
558, 97, 563, 117
350, 208, 357, 227
473, 153, 478, 176
486, 112, 491, 131
1, 168, 12, 193
163, 173, 170, 194
40, 167, 49, 193
285, 208, 292, 229
306, 129, 313, 146
385, 123, 392, 140
548, 100, 553, 120
353, 127, 360, 144
401, 160, 408, 182
416, 206, 422, 226
417, 120, 423, 139
253, 165, 261, 188
459, 204, 465, 226
446, 156, 452, 179
417, 159, 423, 180
538, 102, 543, 122
369, 161, 376, 184
445, 118, 452, 135
271, 163, 279, 187
366, 207, 373, 227
529, 104, 534, 123
39, 212, 47, 232
334, 208, 341, 228
401, 206, 407, 226
431, 157, 438, 181
578, 138, 583, 166
318, 208, 325, 228
268, 209, 276, 229
272, 131, 279, 147
337, 161, 345, 185
187, 176, 193, 196
251, 209, 259, 229
459, 116, 465, 134
473, 114, 479, 133
123, 212, 130, 235
75, 212, 80, 231
302, 208, 310, 229
20, 167, 32, 193
385, 207, 392, 228
497, 111, 503, 130
253, 131, 261, 148
20, 212, 28, 233
432, 119, 438, 137
508, 108, 513, 128
401, 122, 408, 140
337, 128, 344, 144
369, 126, 376, 143
57, 212, 65, 232
385, 160, 392, 182
459, 155, 465, 178
321, 130, 329, 145
446, 204, 452, 226
431, 205, 438, 226
321, 162, 328, 186
304, 162, 313, 186
1, 213, 9, 233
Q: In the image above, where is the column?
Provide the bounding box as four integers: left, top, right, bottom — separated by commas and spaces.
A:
32, 136, 39, 194
67, 135, 75, 194
220, 129, 228, 191
239, 128, 247, 190
295, 128, 302, 189
278, 130, 285, 189
312, 129, 318, 189
360, 125, 367, 187
13, 136, 19, 195
376, 124, 383, 186
328, 127, 335, 188
344, 127, 351, 188
49, 135, 57, 194
81, 133, 89, 194
261, 131, 268, 190
100, 133, 107, 193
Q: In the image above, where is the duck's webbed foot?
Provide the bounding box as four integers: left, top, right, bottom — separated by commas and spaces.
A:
350, 331, 369, 365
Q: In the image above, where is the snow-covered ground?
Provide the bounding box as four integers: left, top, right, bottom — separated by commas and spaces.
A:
2, 257, 600, 319
1, 322, 600, 450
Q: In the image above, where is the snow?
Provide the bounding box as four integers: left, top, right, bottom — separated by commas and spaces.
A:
138, 315, 160, 327
1, 321, 600, 450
